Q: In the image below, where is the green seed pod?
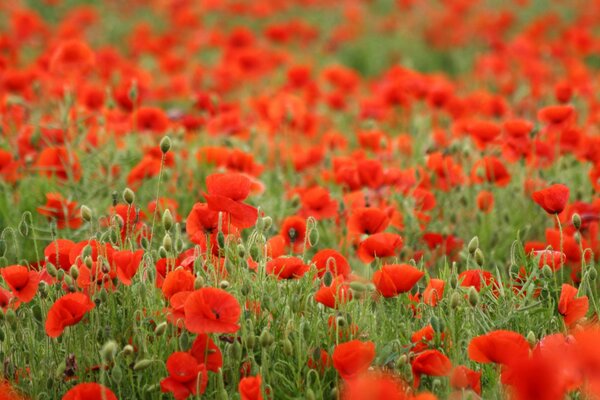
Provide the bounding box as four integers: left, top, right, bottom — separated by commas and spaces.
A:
123, 188, 135, 205
449, 274, 458, 289
262, 216, 272, 231
158, 246, 168, 258
255, 217, 265, 232
141, 236, 150, 250
283, 338, 293, 356
179, 330, 191, 351
216, 389, 229, 400
245, 335, 256, 350
468, 236, 479, 254
230, 340, 242, 359
112, 364, 123, 383
572, 213, 582, 230
588, 267, 597, 281
101, 340, 118, 364
468, 287, 479, 307
306, 388, 316, 400
259, 329, 274, 348
32, 304, 43, 322
430, 316, 441, 333
308, 228, 319, 247
349, 281, 367, 292
133, 359, 153, 371
80, 205, 92, 222
541, 265, 553, 279
0, 240, 6, 257
69, 265, 79, 279
122, 345, 135, 357
217, 231, 225, 249
322, 271, 333, 287
46, 262, 58, 278
330, 387, 339, 399
0, 328, 5, 342
194, 276, 204, 290
160, 136, 172, 154
219, 280, 230, 289
63, 274, 74, 287
474, 248, 485, 266
162, 209, 174, 231
450, 292, 461, 308
154, 322, 167, 336
526, 331, 536, 347
57, 268, 65, 281
237, 244, 246, 258
162, 234, 172, 252
18, 219, 29, 237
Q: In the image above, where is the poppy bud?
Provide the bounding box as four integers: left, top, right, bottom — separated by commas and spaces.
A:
449, 274, 458, 289
260, 329, 274, 348
541, 265, 553, 279
309, 228, 319, 247
430, 316, 442, 333
241, 284, 250, 296
237, 244, 246, 258
0, 329, 5, 342
306, 389, 316, 400
574, 232, 582, 244
154, 322, 167, 336
250, 245, 260, 261
397, 354, 408, 367
57, 269, 65, 281
160, 136, 171, 154
330, 388, 339, 399
112, 365, 123, 383
468, 287, 479, 307
112, 191, 118, 207
262, 216, 272, 230
46, 262, 58, 278
283, 338, 293, 356
256, 217, 265, 232
80, 205, 92, 222
100, 288, 108, 303
217, 231, 225, 248
162, 234, 172, 252
588, 268, 597, 281
336, 316, 347, 328
219, 280, 230, 289
18, 219, 29, 237
69, 265, 79, 279
179, 330, 191, 351
349, 281, 367, 292
230, 340, 242, 359
322, 271, 333, 287
194, 276, 204, 290
162, 209, 173, 231
101, 340, 118, 364
526, 331, 536, 346
0, 240, 5, 257
129, 80, 138, 102
141, 237, 150, 250
158, 247, 168, 258
123, 188, 135, 205
468, 236, 479, 254
63, 274, 74, 287
32, 304, 43, 322
175, 238, 184, 253
39, 281, 48, 298
474, 248, 485, 266
246, 335, 256, 349
217, 389, 229, 400
122, 345, 135, 357
450, 292, 461, 308
572, 213, 582, 230
133, 359, 153, 371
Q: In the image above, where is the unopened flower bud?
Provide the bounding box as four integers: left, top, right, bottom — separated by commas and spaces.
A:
474, 248, 485, 266
162, 209, 173, 231
468, 287, 479, 307
154, 322, 167, 336
123, 188, 135, 205
160, 136, 171, 154
100, 340, 118, 364
80, 205, 92, 222
572, 213, 582, 230
468, 236, 479, 254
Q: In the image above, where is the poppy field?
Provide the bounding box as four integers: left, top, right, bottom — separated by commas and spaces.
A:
2, 0, 600, 399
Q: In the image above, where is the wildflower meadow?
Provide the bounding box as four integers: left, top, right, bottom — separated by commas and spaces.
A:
1, 0, 600, 399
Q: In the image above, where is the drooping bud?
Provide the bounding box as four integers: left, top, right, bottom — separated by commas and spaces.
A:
100, 340, 118, 364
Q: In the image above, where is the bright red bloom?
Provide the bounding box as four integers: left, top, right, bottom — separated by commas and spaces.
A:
450, 366, 481, 395
458, 270, 494, 291
266, 256, 310, 279
239, 375, 264, 400
37, 193, 82, 229
333, 340, 376, 380
134, 107, 170, 134
372, 264, 424, 298
341, 371, 408, 400
62, 383, 117, 400
162, 268, 196, 299
35, 146, 81, 181
348, 207, 390, 237
311, 249, 351, 278
411, 349, 452, 388
532, 184, 570, 214
470, 156, 510, 187
204, 172, 258, 229
44, 239, 75, 271
423, 278, 444, 306
45, 292, 95, 337
357, 233, 403, 263
113, 249, 144, 285
315, 276, 352, 308
476, 190, 494, 213
468, 330, 529, 365
280, 216, 308, 253
1, 265, 40, 303
558, 283, 588, 326
160, 352, 208, 400
49, 40, 95, 76
184, 288, 241, 334
298, 186, 338, 220
190, 333, 223, 372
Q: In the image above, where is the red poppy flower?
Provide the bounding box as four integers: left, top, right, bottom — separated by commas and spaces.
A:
532, 184, 570, 214
190, 333, 223, 372
411, 349, 452, 388
45, 292, 95, 337
0, 379, 27, 400
467, 120, 501, 149
411, 325, 438, 353
341, 371, 408, 400
280, 216, 308, 253
62, 383, 117, 400
0, 287, 19, 312
357, 233, 403, 263
266, 256, 310, 279
1, 265, 40, 303
162, 268, 196, 299
184, 288, 241, 334
476, 190, 494, 213
113, 249, 143, 285
49, 39, 95, 76
239, 375, 264, 400
333, 340, 376, 380
298, 186, 338, 220
538, 105, 574, 125
315, 276, 352, 308
35, 146, 81, 181
160, 352, 208, 400
423, 278, 444, 306
133, 107, 170, 134
37, 193, 82, 229
44, 239, 75, 271
450, 365, 481, 395
204, 172, 258, 229
558, 283, 588, 326
347, 207, 390, 237
468, 330, 529, 365
372, 264, 424, 298
458, 269, 494, 291
311, 249, 351, 278
470, 156, 510, 187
